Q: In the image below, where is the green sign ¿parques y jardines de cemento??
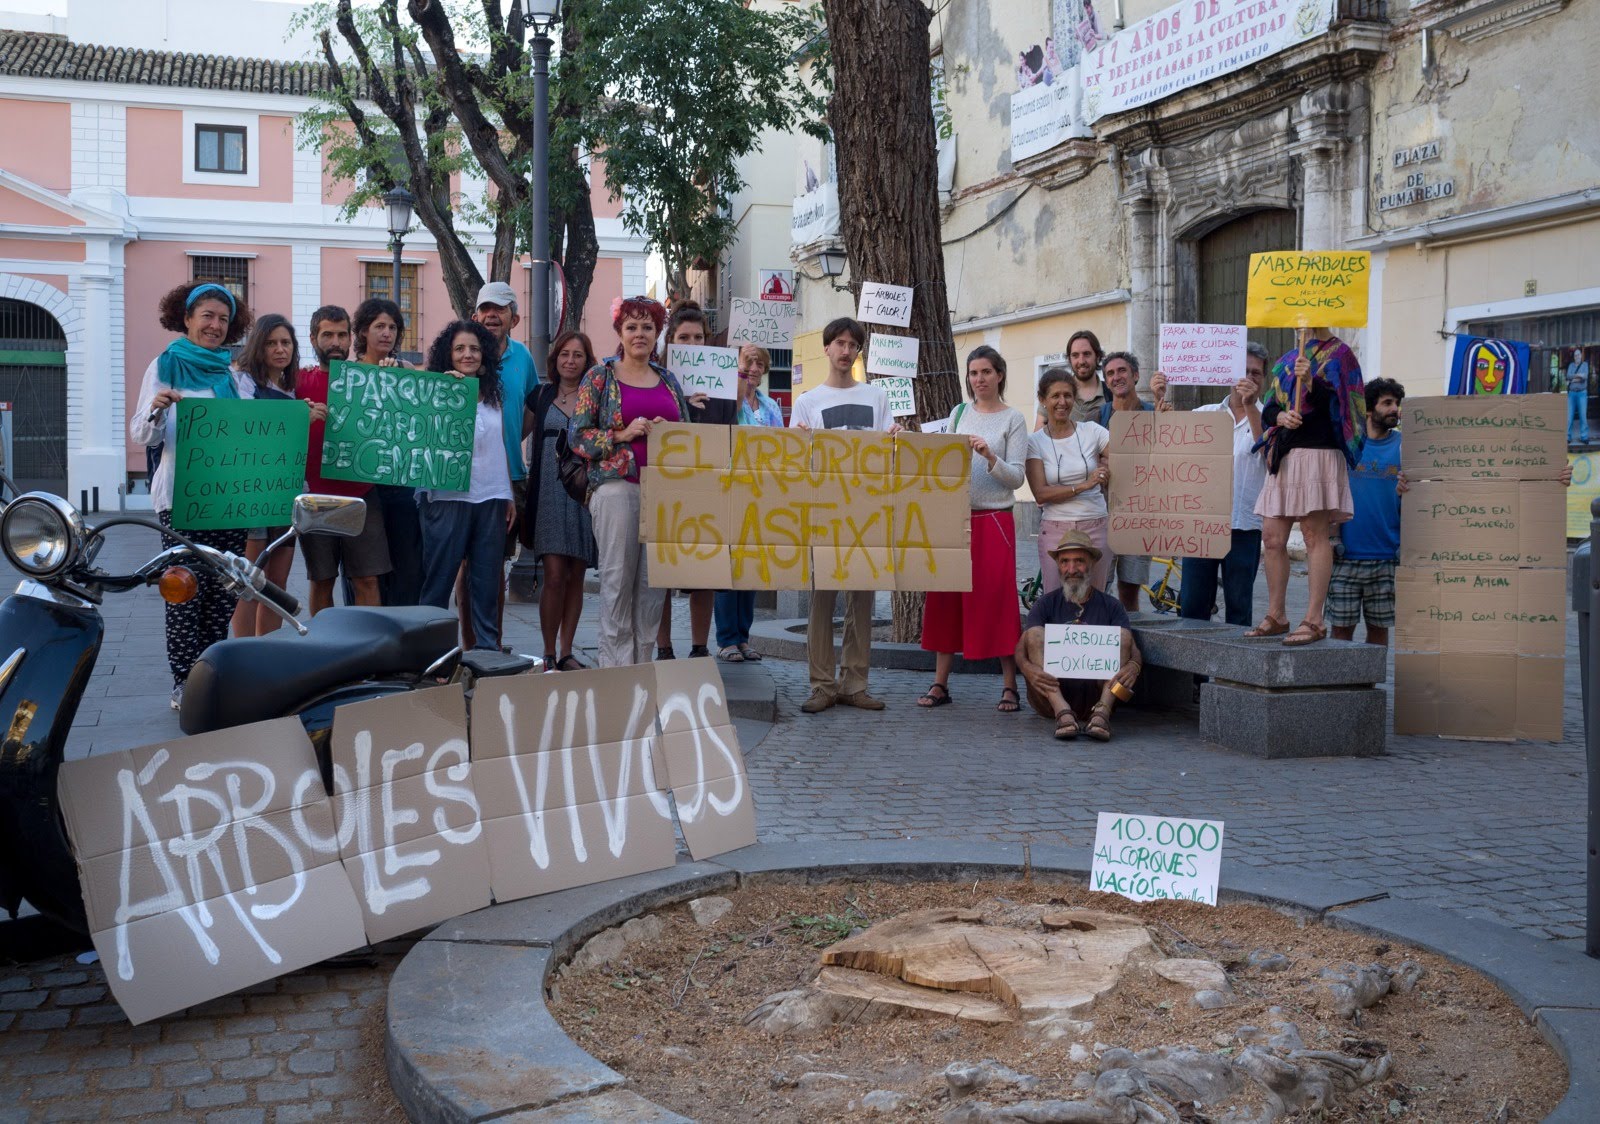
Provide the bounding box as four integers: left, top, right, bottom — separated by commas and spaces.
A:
320, 361, 478, 492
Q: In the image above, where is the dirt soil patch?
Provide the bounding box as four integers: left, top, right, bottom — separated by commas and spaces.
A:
547, 878, 1565, 1122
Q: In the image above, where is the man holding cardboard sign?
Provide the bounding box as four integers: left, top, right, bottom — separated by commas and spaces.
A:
1015, 532, 1141, 742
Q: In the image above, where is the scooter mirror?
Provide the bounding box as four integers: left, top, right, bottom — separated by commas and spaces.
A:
292, 495, 366, 539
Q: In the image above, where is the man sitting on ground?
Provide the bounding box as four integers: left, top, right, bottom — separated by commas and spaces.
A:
1015, 531, 1142, 741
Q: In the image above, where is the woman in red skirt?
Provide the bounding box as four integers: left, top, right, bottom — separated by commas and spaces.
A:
918, 346, 1031, 712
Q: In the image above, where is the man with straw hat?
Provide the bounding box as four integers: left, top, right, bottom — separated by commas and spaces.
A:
1015, 530, 1142, 742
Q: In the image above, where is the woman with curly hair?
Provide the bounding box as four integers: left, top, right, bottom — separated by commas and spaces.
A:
419, 319, 514, 651
229, 312, 301, 637
569, 295, 706, 666
129, 280, 256, 709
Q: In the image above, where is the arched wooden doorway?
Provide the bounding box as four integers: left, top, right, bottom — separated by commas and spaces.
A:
0, 297, 69, 495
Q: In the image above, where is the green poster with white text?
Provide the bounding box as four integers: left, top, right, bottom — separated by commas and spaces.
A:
171, 398, 310, 531
320, 361, 477, 491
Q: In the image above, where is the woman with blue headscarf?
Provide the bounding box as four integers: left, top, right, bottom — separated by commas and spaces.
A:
130, 279, 257, 710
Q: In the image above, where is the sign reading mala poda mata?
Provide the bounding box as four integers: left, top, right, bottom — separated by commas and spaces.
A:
1105, 410, 1234, 558
320, 360, 478, 491
1091, 813, 1224, 906
171, 398, 310, 530
59, 661, 755, 1023
1395, 394, 1567, 741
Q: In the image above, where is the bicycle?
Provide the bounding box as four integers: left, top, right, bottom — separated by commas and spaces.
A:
1142, 556, 1181, 614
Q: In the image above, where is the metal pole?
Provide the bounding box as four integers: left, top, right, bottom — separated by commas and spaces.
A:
1588, 497, 1600, 957
391, 234, 404, 336
510, 26, 554, 606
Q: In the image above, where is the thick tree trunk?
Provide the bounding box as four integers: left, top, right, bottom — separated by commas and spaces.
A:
824, 0, 960, 643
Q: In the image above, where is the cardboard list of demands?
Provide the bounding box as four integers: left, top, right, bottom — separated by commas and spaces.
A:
1395, 394, 1567, 741
1106, 410, 1233, 559
320, 360, 478, 491
171, 398, 309, 531
640, 424, 972, 592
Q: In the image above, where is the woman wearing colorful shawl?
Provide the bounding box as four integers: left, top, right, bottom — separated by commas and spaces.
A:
1248, 328, 1366, 646
129, 280, 257, 710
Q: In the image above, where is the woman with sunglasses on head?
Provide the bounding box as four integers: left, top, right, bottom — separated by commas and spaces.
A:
713, 343, 783, 663
569, 295, 706, 666
130, 280, 256, 710
522, 330, 600, 670
418, 320, 514, 651
228, 312, 304, 637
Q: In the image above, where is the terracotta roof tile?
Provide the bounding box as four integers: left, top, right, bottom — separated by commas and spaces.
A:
0, 29, 368, 97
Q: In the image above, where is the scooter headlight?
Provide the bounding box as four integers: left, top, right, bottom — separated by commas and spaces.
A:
0, 493, 83, 578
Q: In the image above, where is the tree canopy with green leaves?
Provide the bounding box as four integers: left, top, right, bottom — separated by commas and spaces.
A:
297, 0, 826, 326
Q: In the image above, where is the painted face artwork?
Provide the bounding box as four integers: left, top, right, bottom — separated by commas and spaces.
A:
1471, 340, 1508, 395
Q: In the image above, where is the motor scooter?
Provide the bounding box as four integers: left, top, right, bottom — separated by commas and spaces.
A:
0, 479, 527, 933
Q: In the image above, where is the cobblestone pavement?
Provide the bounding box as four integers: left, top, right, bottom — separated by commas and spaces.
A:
0, 516, 1590, 1119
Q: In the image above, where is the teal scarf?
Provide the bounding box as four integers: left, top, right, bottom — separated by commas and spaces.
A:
157, 336, 239, 398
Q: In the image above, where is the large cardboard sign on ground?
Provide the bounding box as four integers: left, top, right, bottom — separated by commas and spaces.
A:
639, 423, 972, 592
59, 664, 755, 1023
1245, 251, 1370, 329
320, 360, 478, 491
58, 719, 367, 1024
329, 686, 490, 944
171, 398, 310, 530
1395, 394, 1567, 741
1105, 410, 1233, 558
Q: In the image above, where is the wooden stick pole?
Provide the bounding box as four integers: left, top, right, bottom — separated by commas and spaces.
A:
1293, 327, 1310, 414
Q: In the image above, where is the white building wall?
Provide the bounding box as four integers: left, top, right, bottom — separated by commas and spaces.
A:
70, 102, 126, 193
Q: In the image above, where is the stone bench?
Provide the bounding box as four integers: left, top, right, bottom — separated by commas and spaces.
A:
1128, 615, 1388, 759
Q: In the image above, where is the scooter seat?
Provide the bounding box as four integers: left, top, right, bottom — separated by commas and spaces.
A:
180, 606, 459, 735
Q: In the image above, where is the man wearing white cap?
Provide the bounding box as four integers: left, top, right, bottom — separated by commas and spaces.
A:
456, 280, 537, 647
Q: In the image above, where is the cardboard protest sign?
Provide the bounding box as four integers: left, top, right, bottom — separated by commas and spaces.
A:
471, 665, 678, 903
58, 719, 367, 1024
857, 282, 913, 328
1395, 395, 1567, 741
1105, 410, 1233, 559
640, 423, 971, 593
651, 659, 757, 859
668, 345, 740, 401
329, 686, 490, 944
1091, 813, 1224, 905
1157, 323, 1248, 387
866, 333, 920, 377
1043, 624, 1122, 679
1245, 251, 1370, 329
727, 297, 798, 349
879, 376, 918, 418
320, 360, 478, 491
171, 398, 309, 531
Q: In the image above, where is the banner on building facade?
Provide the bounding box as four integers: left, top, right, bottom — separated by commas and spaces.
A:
1394, 394, 1567, 742
1081, 0, 1335, 123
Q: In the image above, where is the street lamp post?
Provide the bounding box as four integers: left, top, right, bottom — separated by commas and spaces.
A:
382, 187, 415, 349
509, 0, 563, 607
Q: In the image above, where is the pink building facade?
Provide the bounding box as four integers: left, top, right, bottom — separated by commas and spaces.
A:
0, 18, 643, 504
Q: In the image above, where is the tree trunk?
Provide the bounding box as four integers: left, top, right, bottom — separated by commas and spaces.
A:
824, 0, 960, 643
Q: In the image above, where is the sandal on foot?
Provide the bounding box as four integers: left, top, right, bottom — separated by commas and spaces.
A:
737, 643, 763, 662
543, 652, 558, 672
1245, 615, 1289, 638
556, 654, 587, 671
718, 646, 745, 663
656, 645, 676, 661
1054, 709, 1080, 740
688, 645, 710, 658
997, 687, 1021, 713
1085, 703, 1113, 742
1282, 619, 1327, 646
917, 683, 952, 708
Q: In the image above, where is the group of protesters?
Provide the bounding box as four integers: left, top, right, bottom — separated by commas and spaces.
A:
135, 276, 1565, 741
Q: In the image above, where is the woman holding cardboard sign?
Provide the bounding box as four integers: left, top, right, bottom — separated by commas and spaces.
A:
1250, 328, 1365, 646
1026, 367, 1114, 597
130, 280, 257, 710
418, 320, 513, 651
918, 346, 1030, 712
571, 295, 703, 667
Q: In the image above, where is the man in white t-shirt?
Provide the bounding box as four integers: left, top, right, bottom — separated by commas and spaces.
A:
790, 316, 899, 714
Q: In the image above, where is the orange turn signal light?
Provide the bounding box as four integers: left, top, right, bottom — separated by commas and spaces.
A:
159, 566, 199, 604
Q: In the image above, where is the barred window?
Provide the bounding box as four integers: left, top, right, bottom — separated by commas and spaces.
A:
189, 256, 250, 304
363, 264, 421, 353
